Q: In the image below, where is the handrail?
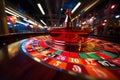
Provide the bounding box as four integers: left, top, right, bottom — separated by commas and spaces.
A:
0, 32, 50, 48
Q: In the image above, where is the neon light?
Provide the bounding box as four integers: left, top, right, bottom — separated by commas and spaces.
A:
40, 20, 46, 25
71, 2, 81, 13
37, 3, 45, 15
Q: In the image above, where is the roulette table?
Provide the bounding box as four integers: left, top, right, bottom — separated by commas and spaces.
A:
21, 35, 120, 80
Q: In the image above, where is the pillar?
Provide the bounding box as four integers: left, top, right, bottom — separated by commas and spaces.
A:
0, 0, 9, 35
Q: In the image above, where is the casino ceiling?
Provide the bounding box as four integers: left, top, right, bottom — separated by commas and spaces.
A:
5, 0, 114, 26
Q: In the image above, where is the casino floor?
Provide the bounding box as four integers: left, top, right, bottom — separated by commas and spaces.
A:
0, 0, 120, 80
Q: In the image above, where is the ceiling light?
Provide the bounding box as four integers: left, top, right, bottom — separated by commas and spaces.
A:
27, 20, 35, 25
5, 7, 26, 19
17, 21, 28, 26
23, 18, 35, 25
40, 20, 46, 25
37, 3, 45, 15
5, 10, 19, 17
5, 7, 40, 25
71, 2, 81, 14
83, 0, 100, 12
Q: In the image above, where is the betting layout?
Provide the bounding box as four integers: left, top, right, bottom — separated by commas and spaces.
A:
21, 35, 120, 80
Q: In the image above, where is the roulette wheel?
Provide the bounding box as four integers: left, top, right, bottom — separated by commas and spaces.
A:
21, 9, 120, 80
21, 35, 120, 80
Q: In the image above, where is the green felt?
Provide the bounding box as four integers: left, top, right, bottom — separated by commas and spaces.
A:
102, 51, 117, 58
79, 53, 90, 58
54, 50, 62, 54
88, 53, 103, 60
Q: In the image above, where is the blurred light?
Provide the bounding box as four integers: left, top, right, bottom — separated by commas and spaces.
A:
37, 3, 45, 15
54, 40, 65, 45
29, 25, 33, 28
27, 20, 35, 25
104, 19, 107, 22
7, 16, 18, 24
72, 14, 80, 21
79, 24, 81, 27
44, 26, 48, 28
83, 0, 100, 12
5, 7, 40, 26
91, 16, 94, 19
17, 21, 28, 26
23, 18, 28, 22
7, 41, 20, 59
102, 23, 106, 26
14, 24, 16, 26
5, 10, 19, 17
89, 18, 93, 22
78, 14, 80, 17
33, 57, 41, 62
71, 2, 81, 13
23, 19, 35, 25
76, 23, 79, 27
111, 4, 116, 9
82, 21, 86, 25
54, 24, 56, 27
40, 20, 46, 25
18, 9, 23, 14
94, 17, 96, 20
38, 25, 43, 28
115, 15, 120, 18
60, 8, 63, 11
5, 7, 26, 19
7, 22, 11, 25
10, 17, 13, 21
65, 15, 68, 22
60, 24, 62, 27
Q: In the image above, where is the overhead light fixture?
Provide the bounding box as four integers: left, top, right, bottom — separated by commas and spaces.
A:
5, 7, 26, 19
27, 20, 35, 25
71, 2, 81, 14
40, 20, 46, 25
37, 3, 45, 15
23, 18, 36, 25
83, 0, 100, 12
17, 21, 29, 26
5, 9, 35, 25
5, 10, 19, 17
71, 14, 80, 21
5, 7, 41, 25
